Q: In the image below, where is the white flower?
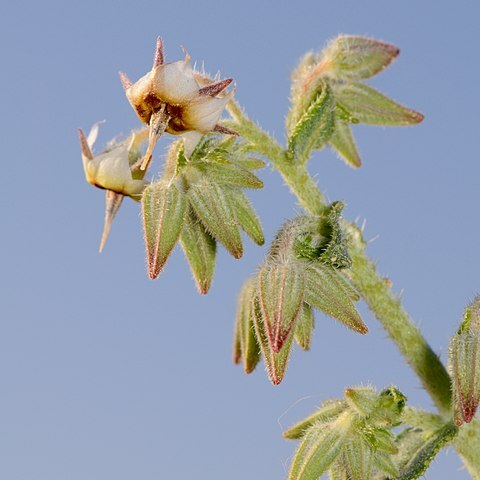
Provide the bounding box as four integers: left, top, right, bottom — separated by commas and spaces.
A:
120, 37, 236, 170
78, 123, 148, 251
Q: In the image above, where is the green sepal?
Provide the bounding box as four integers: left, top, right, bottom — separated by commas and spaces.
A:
344, 435, 374, 480
294, 303, 315, 351
288, 413, 352, 480
259, 262, 305, 353
392, 422, 458, 480
252, 295, 295, 385
179, 208, 216, 294
187, 178, 243, 259
235, 156, 266, 170
304, 264, 367, 334
141, 181, 186, 279
233, 278, 261, 373
228, 188, 265, 245
329, 120, 362, 168
333, 82, 424, 126
283, 399, 348, 440
195, 160, 263, 189
322, 36, 399, 81
288, 82, 335, 163
373, 452, 399, 478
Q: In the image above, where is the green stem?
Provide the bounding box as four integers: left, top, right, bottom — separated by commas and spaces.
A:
227, 101, 480, 472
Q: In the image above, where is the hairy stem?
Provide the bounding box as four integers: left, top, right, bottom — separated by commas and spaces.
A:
228, 103, 452, 414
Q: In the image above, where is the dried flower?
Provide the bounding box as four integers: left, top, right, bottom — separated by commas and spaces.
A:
120, 37, 236, 170
78, 122, 148, 251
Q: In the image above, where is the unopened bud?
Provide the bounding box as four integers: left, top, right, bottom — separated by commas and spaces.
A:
449, 297, 480, 425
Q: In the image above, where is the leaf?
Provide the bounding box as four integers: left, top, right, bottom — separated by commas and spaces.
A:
258, 262, 305, 353
252, 295, 295, 385
288, 82, 335, 163
142, 181, 186, 279
344, 436, 374, 480
196, 160, 264, 189
235, 156, 266, 170
305, 263, 367, 334
323, 36, 399, 80
393, 422, 458, 480
228, 188, 264, 245
234, 278, 261, 373
329, 120, 362, 168
334, 82, 424, 126
283, 399, 348, 440
294, 303, 315, 351
188, 178, 243, 259
179, 208, 216, 294
288, 413, 351, 480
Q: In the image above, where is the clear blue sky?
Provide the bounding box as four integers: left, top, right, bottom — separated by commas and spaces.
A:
1, 0, 479, 478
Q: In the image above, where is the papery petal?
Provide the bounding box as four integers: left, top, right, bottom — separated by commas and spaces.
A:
152, 60, 199, 104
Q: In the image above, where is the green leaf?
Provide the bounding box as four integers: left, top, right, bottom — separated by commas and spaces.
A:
228, 188, 264, 245
329, 120, 362, 168
334, 82, 424, 126
234, 278, 261, 373
235, 156, 266, 170
393, 422, 458, 480
283, 399, 348, 440
259, 262, 305, 353
196, 161, 263, 189
288, 82, 335, 163
288, 413, 351, 480
188, 178, 243, 259
294, 303, 315, 351
373, 452, 399, 478
252, 295, 295, 385
305, 264, 367, 334
323, 36, 399, 81
142, 181, 186, 279
179, 208, 216, 294
344, 436, 374, 480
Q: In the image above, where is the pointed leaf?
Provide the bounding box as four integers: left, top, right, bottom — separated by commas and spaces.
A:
329, 120, 361, 168
323, 36, 399, 80
180, 208, 217, 294
334, 82, 424, 126
196, 161, 263, 189
344, 436, 374, 480
283, 399, 348, 440
294, 303, 315, 351
252, 295, 294, 385
259, 262, 305, 353
305, 264, 368, 334
228, 188, 264, 245
288, 413, 351, 480
142, 181, 186, 279
288, 82, 335, 163
234, 278, 261, 373
235, 156, 266, 170
393, 422, 458, 480
188, 178, 243, 258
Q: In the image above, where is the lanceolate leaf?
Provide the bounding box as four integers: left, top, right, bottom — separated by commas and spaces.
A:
304, 264, 368, 334
288, 413, 351, 480
195, 161, 263, 189
252, 296, 294, 385
228, 188, 265, 245
188, 178, 243, 259
334, 82, 424, 126
288, 82, 335, 163
259, 263, 305, 353
283, 399, 348, 440
142, 181, 186, 279
179, 208, 216, 294
393, 423, 458, 480
323, 36, 399, 81
294, 303, 315, 351
329, 120, 362, 168
234, 278, 261, 373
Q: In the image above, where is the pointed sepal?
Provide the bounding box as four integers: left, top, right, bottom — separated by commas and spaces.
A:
294, 303, 315, 351
99, 190, 124, 253
329, 120, 362, 168
142, 180, 187, 279
334, 82, 424, 126
179, 208, 216, 294
228, 188, 264, 245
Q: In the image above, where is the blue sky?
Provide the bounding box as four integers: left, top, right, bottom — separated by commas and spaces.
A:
1, 0, 479, 478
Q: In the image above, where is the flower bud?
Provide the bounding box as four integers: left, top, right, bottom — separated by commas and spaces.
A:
449, 297, 480, 425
